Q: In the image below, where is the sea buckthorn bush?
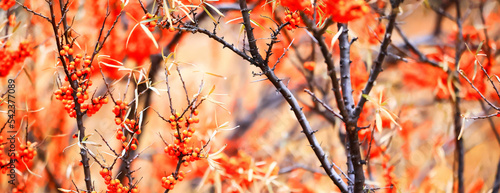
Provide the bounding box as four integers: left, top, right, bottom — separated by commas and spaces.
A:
1, 0, 500, 192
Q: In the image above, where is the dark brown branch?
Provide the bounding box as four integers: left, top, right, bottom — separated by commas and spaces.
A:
304, 89, 343, 120
47, 0, 93, 191
237, 0, 348, 191
459, 70, 499, 110
301, 16, 349, 121
16, 1, 51, 22
394, 25, 445, 70
354, 0, 402, 118
138, 0, 148, 14
337, 23, 356, 118
453, 0, 464, 192
478, 101, 500, 146
494, 159, 500, 193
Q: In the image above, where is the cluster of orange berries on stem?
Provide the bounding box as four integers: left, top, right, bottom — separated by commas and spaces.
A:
113, 100, 128, 125
161, 172, 185, 190
284, 10, 301, 30
0, 0, 15, 10
15, 141, 37, 163
143, 13, 176, 33
54, 45, 108, 117
0, 40, 32, 77
11, 183, 26, 193
0, 138, 37, 174
112, 100, 141, 150
161, 109, 204, 190
143, 13, 158, 32
99, 168, 140, 193
145, 12, 175, 32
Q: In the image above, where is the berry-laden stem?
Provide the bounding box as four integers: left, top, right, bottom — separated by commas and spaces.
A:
46, 1, 93, 191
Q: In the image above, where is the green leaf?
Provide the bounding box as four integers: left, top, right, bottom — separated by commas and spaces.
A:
250, 19, 266, 31
204, 2, 225, 17
202, 5, 218, 24
476, 40, 484, 56
140, 16, 162, 23
362, 94, 373, 101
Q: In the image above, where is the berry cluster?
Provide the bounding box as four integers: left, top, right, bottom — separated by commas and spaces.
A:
150, 13, 175, 32
161, 110, 204, 191
53, 46, 108, 117
112, 100, 141, 150
0, 0, 15, 10
0, 138, 37, 174
284, 10, 301, 30
99, 168, 140, 193
161, 172, 185, 190
143, 13, 157, 32
112, 100, 128, 125
0, 136, 10, 173
54, 86, 108, 117
11, 183, 25, 193
0, 40, 33, 77
15, 141, 37, 163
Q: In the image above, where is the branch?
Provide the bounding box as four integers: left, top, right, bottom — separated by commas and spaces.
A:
453, 0, 464, 192
236, 0, 348, 192
16, 1, 51, 22
304, 89, 343, 120
354, 0, 402, 118
337, 23, 356, 119
494, 159, 500, 193
302, 16, 349, 120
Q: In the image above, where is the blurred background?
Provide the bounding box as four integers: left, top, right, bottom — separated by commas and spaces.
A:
0, 0, 499, 192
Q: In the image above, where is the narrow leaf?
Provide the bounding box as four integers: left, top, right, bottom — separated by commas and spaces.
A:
250, 19, 266, 31
381, 107, 401, 129
375, 112, 382, 132
202, 5, 218, 24
139, 23, 159, 49
204, 2, 225, 17
329, 26, 343, 52
476, 40, 484, 56
126, 23, 140, 49
208, 85, 216, 96
472, 60, 478, 80
457, 116, 465, 140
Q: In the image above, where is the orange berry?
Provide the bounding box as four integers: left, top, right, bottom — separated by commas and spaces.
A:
115, 118, 122, 125
304, 61, 316, 71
